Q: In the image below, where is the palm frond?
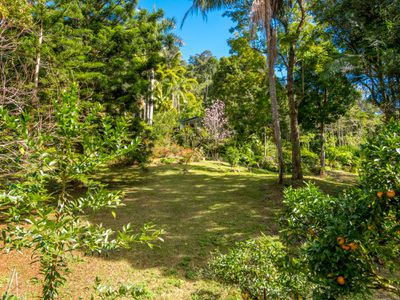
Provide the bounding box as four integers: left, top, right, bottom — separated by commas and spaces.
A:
181, 0, 237, 28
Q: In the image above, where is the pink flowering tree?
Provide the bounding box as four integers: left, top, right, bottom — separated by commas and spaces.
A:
203, 100, 231, 158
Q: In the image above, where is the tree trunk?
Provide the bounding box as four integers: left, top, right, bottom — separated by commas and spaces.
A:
33, 22, 43, 107
147, 68, 155, 125
287, 45, 303, 180
320, 122, 325, 176
264, 2, 284, 184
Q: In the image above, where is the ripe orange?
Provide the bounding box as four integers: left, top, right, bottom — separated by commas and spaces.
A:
377, 191, 383, 198
341, 244, 351, 251
336, 275, 346, 286
349, 242, 358, 251
387, 190, 396, 198
337, 236, 346, 245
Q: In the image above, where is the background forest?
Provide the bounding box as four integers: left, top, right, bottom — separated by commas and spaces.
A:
0, 0, 399, 299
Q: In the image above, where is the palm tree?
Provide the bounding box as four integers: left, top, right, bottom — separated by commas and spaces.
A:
185, 0, 284, 183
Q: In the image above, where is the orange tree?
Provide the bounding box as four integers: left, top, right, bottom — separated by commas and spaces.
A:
282, 120, 400, 299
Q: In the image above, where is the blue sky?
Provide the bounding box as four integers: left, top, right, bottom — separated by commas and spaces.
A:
138, 0, 234, 60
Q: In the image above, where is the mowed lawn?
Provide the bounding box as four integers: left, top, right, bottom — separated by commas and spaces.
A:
0, 161, 356, 299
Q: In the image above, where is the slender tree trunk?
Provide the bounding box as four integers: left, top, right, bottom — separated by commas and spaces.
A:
264, 2, 284, 184
148, 68, 155, 125
33, 21, 43, 107
320, 122, 325, 176
287, 45, 303, 180
263, 127, 267, 158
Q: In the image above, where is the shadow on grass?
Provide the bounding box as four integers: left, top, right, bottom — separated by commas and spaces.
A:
86, 161, 356, 280
87, 162, 282, 274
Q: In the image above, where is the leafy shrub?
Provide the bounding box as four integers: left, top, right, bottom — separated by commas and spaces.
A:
92, 277, 152, 300
0, 86, 163, 299
209, 236, 312, 299
238, 145, 258, 170
283, 147, 293, 173
301, 148, 319, 174
153, 110, 179, 144
360, 120, 400, 192
225, 146, 241, 169
281, 120, 400, 299
326, 145, 360, 171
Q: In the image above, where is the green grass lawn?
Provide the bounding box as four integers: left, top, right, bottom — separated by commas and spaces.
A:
0, 161, 358, 299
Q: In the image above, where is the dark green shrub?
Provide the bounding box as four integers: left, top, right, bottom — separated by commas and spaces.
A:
301, 148, 319, 174
209, 236, 311, 300
326, 145, 360, 172
360, 120, 400, 193
0, 87, 163, 299
281, 120, 400, 299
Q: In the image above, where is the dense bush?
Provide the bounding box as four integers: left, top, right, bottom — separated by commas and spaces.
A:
209, 236, 311, 299
210, 121, 400, 300
282, 120, 400, 299
301, 148, 319, 174
360, 120, 400, 192
326, 145, 360, 171
0, 87, 162, 299
224, 146, 241, 169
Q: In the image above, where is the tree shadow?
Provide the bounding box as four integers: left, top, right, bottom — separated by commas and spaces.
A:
84, 162, 356, 286
87, 162, 282, 275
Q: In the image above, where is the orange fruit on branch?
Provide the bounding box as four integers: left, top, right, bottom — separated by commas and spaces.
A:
377, 191, 383, 198
337, 236, 346, 245
341, 244, 351, 251
349, 242, 358, 251
336, 275, 346, 286
387, 190, 396, 198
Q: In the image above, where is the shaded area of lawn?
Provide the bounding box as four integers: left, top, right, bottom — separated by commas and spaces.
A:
88, 162, 283, 272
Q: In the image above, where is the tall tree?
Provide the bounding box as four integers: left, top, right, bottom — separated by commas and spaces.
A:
187, 0, 285, 183
298, 44, 358, 175
210, 37, 271, 140
314, 0, 400, 121
187, 50, 219, 106
278, 0, 306, 180
0, 0, 33, 111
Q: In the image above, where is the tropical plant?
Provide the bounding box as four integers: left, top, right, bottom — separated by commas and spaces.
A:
209, 235, 312, 299
281, 120, 400, 299
0, 87, 162, 299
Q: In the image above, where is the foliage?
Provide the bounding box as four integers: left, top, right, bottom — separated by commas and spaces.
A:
9, 1, 177, 113
281, 120, 400, 299
209, 37, 271, 140
155, 53, 201, 119
209, 235, 312, 300
325, 146, 360, 171
297, 35, 359, 131
224, 146, 241, 169
187, 50, 219, 107
0, 87, 162, 299
359, 120, 400, 192
301, 147, 319, 174
91, 277, 152, 300
203, 100, 231, 158
153, 110, 179, 143
314, 0, 400, 120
